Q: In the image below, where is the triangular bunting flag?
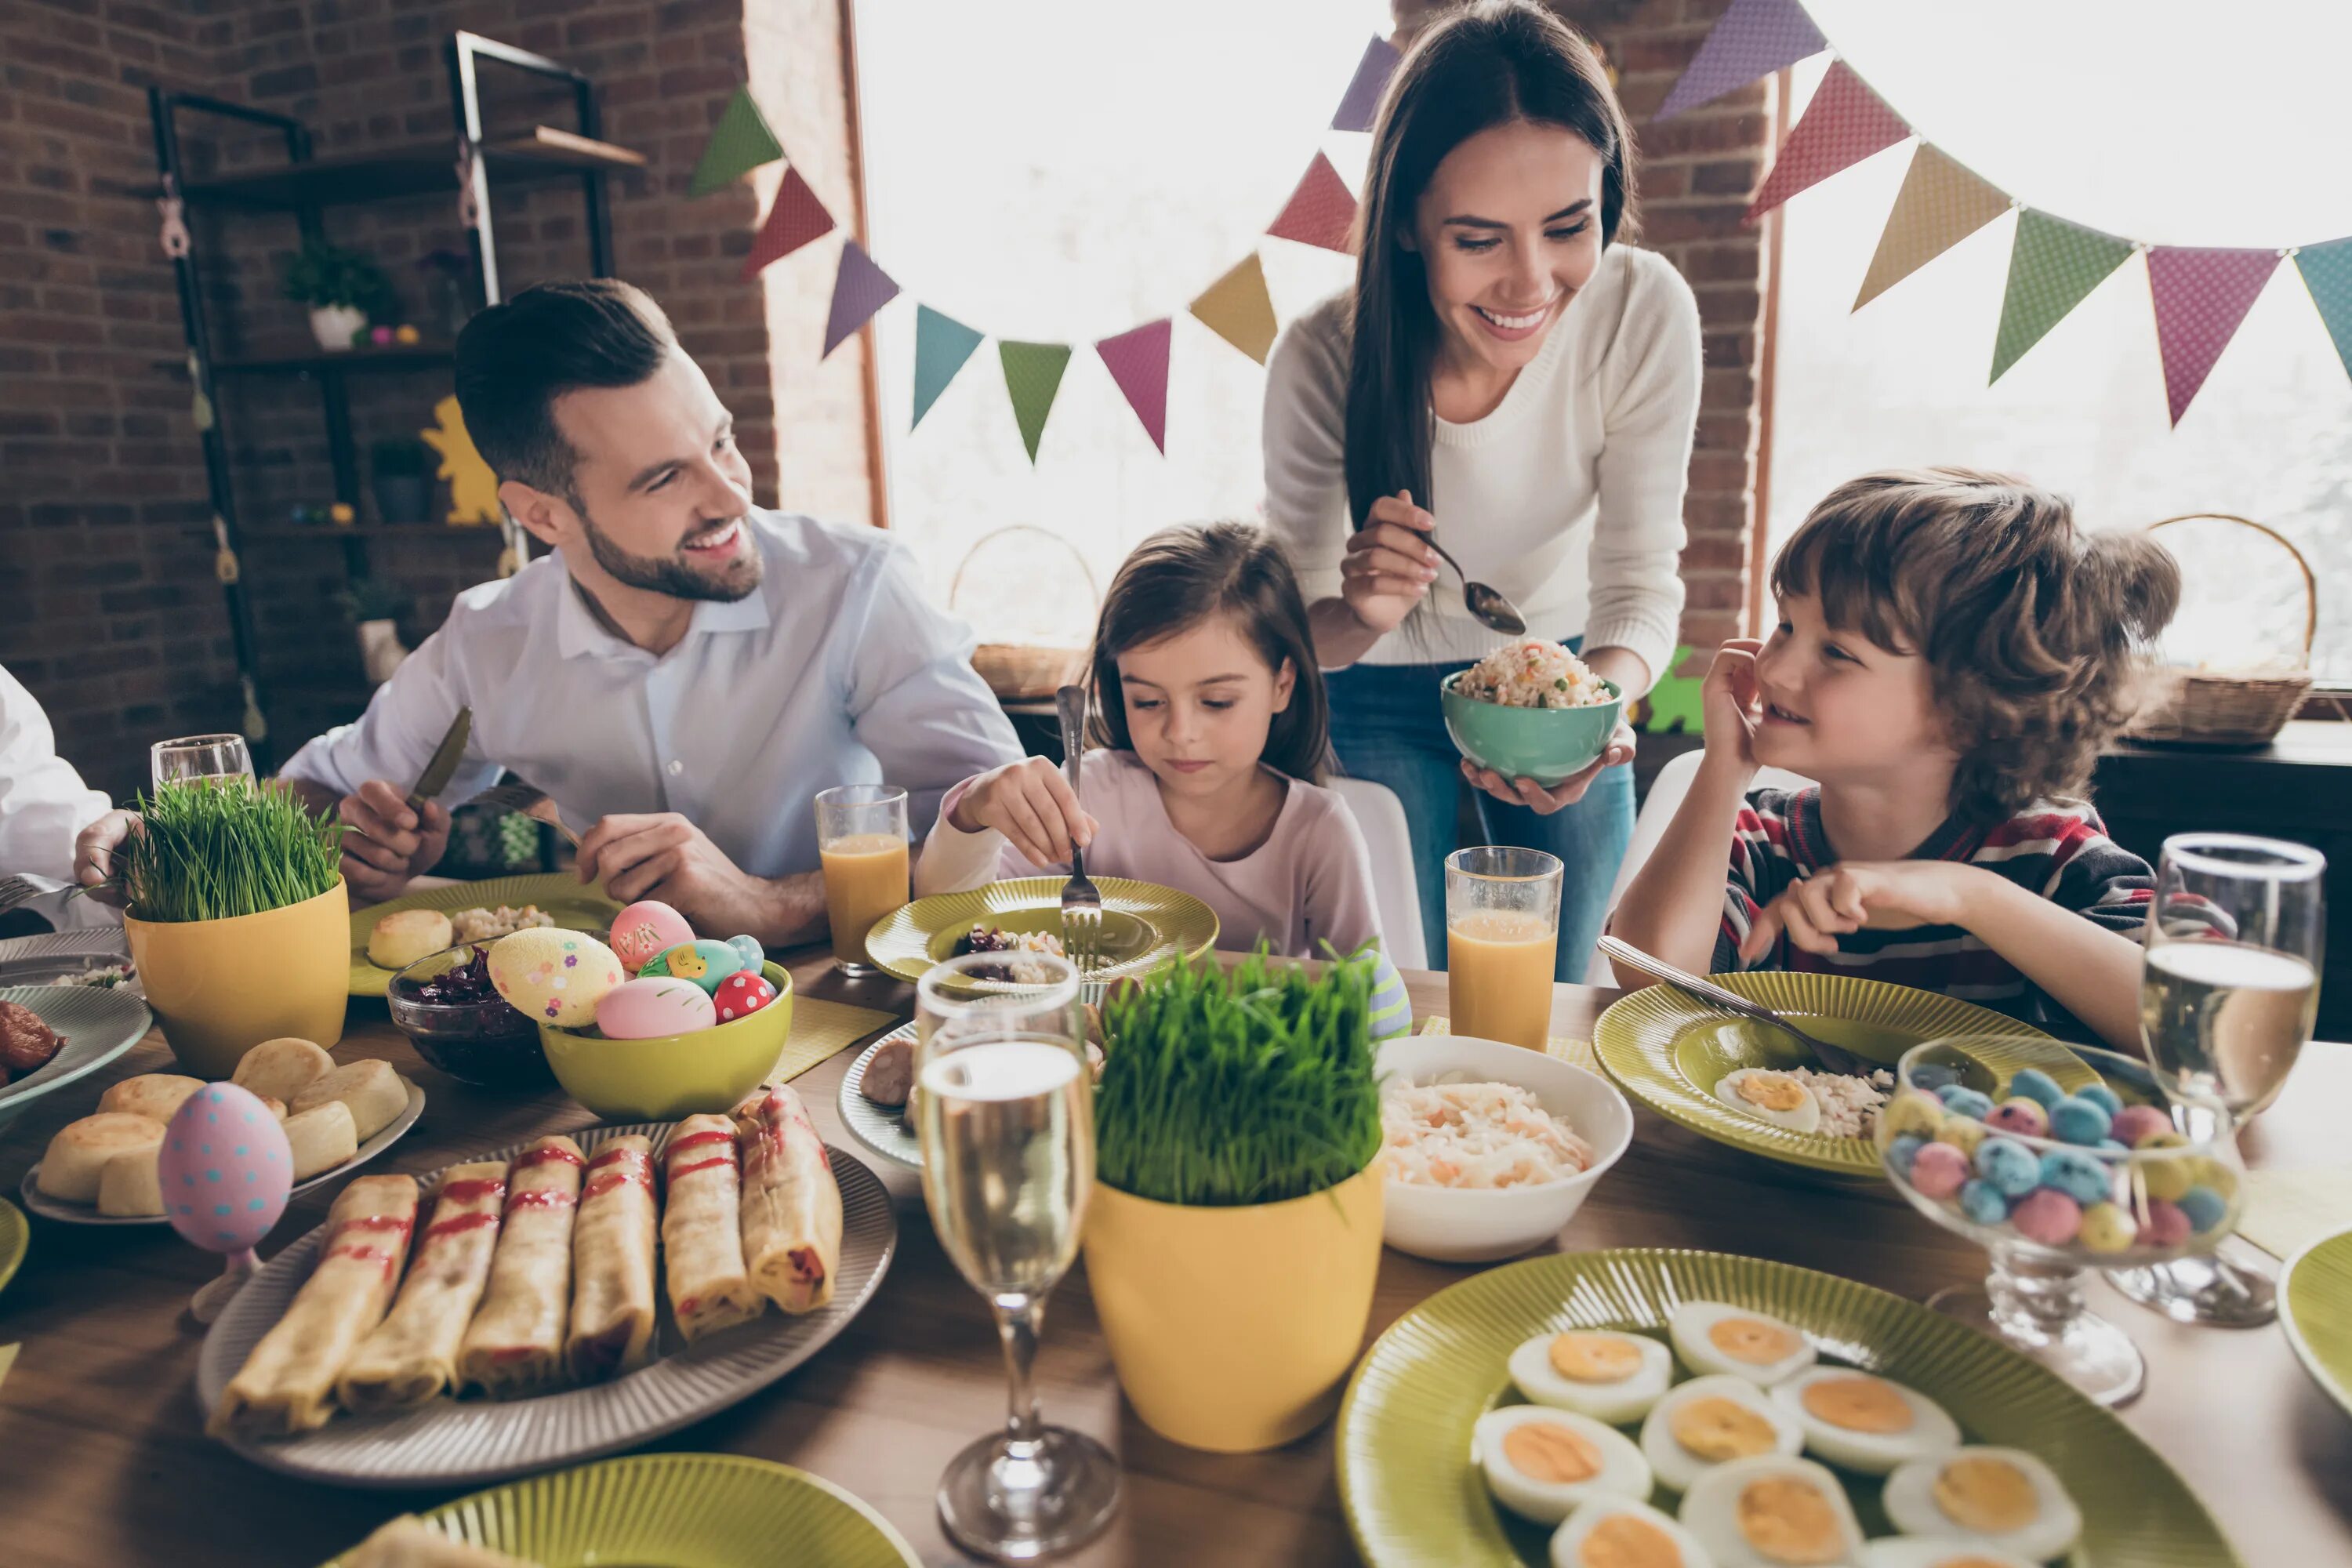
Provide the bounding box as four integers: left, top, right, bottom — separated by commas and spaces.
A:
1331, 34, 1403, 132
688, 86, 784, 198
741, 165, 836, 278
2295, 237, 2352, 386
2147, 246, 2281, 425
1096, 318, 1173, 453
911, 306, 985, 428
1854, 144, 2012, 309
1657, 0, 1828, 122
1744, 62, 1910, 223
822, 241, 898, 358
1268, 151, 1358, 252
1189, 252, 1279, 365
1000, 341, 1073, 463
1991, 210, 2136, 382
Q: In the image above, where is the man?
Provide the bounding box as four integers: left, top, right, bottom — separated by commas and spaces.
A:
78, 280, 1021, 945
2, 662, 119, 933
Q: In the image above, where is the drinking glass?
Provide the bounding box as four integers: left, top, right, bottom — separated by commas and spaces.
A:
151, 733, 254, 791
915, 952, 1120, 1560
2107, 833, 2325, 1327
1445, 846, 1563, 1050
815, 784, 909, 975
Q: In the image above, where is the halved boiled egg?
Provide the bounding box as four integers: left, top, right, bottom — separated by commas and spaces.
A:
1769, 1367, 1961, 1475
1679, 1454, 1863, 1568
1668, 1301, 1818, 1385
1549, 1497, 1713, 1568
1714, 1068, 1823, 1133
1509, 1329, 1676, 1424
1639, 1373, 1806, 1492
1857, 1539, 2042, 1568
1476, 1404, 1655, 1525
1882, 1446, 2083, 1563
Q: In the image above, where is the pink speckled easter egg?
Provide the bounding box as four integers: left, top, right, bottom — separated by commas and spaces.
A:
1985, 1098, 2049, 1138
712, 969, 778, 1023
2141, 1197, 2193, 1247
158, 1082, 293, 1254
2108, 1104, 2172, 1147
1908, 1140, 1970, 1200
608, 900, 697, 973
2009, 1188, 2082, 1247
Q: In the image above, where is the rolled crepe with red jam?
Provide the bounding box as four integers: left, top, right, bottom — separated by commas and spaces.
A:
662, 1113, 762, 1343
208, 1174, 419, 1438
731, 1083, 843, 1314
335, 1160, 510, 1413
563, 1135, 659, 1382
456, 1135, 584, 1397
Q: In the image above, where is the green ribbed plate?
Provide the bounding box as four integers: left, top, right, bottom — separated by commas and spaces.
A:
1337, 1247, 2239, 1567
864, 876, 1218, 988
349, 873, 622, 996
0, 1198, 26, 1295
2281, 1227, 2352, 1422
1594, 972, 2090, 1176
318, 1452, 920, 1566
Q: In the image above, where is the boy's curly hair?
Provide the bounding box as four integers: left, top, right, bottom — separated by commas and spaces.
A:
1772, 468, 2180, 826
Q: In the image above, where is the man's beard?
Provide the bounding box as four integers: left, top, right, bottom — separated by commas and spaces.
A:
575, 503, 762, 602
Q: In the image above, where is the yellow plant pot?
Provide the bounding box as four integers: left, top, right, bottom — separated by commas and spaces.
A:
1081, 1162, 1385, 1453
125, 880, 350, 1077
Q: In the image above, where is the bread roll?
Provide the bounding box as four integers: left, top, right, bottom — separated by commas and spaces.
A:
282, 1099, 360, 1181
368, 909, 455, 970
289, 1058, 408, 1141
257, 1094, 287, 1120
97, 1144, 166, 1217
233, 1036, 335, 1104
38, 1112, 165, 1203
96, 1073, 205, 1124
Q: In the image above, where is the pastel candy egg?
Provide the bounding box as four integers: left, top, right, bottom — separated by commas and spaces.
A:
609, 900, 696, 972
1985, 1098, 2049, 1139
2192, 1158, 2240, 1200
2080, 1201, 2140, 1254
2142, 1198, 2192, 1247
2074, 1082, 2124, 1119
2011, 1188, 2083, 1247
712, 969, 779, 1022
1934, 1117, 1987, 1159
725, 935, 764, 969
639, 939, 746, 994
1884, 1091, 1944, 1138
1959, 1179, 2010, 1225
594, 976, 717, 1040
1909, 1062, 1961, 1093
2178, 1185, 2230, 1234
1975, 1136, 2042, 1197
1910, 1141, 1970, 1199
2038, 1148, 2111, 1207
490, 927, 625, 1026
1935, 1085, 1994, 1120
2134, 1150, 2195, 1203
2109, 1104, 2172, 1146
2135, 1127, 2188, 1153
2006, 1068, 2066, 1109
2048, 1096, 2113, 1147
1885, 1133, 1926, 1177
158, 1083, 294, 1255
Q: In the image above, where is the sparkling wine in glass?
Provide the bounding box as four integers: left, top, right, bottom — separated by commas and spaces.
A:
151, 733, 254, 791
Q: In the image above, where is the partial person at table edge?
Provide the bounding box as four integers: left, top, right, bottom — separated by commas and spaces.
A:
0, 661, 121, 933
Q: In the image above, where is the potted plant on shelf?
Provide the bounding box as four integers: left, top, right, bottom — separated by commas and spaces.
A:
369, 437, 431, 524
1082, 946, 1387, 1453
112, 780, 350, 1076
281, 240, 397, 351
336, 577, 409, 684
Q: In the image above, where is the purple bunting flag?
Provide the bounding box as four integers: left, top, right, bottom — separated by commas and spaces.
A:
2147, 246, 2280, 425
822, 241, 898, 358
1331, 34, 1403, 132
1657, 0, 1828, 122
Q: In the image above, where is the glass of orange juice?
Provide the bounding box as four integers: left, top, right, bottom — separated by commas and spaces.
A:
816, 784, 910, 975
1445, 846, 1563, 1050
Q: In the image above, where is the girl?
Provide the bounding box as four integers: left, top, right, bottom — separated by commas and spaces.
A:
916, 523, 1383, 964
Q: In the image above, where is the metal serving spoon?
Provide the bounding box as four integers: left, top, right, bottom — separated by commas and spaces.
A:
1426, 535, 1526, 635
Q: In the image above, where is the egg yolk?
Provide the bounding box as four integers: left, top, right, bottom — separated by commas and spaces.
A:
1708, 1316, 1803, 1365
1502, 1421, 1604, 1484
1933, 1455, 2040, 1534
1799, 1374, 1915, 1433
1736, 1073, 1808, 1112
1668, 1396, 1779, 1461
1576, 1512, 1682, 1568
1551, 1332, 1644, 1383
1736, 1476, 1845, 1565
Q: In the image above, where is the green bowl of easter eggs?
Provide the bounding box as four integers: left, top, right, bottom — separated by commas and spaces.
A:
1439, 670, 1624, 788
537, 960, 795, 1122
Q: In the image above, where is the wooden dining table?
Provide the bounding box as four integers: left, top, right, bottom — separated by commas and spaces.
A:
3, 950, 2347, 1567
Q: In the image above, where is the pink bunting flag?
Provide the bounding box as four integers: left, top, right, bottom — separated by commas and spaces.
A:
1268, 152, 1359, 253
1744, 61, 1911, 224
741, 166, 837, 280
822, 241, 899, 358
1096, 318, 1172, 454
1657, 0, 1828, 122
2147, 246, 2281, 425
1331, 34, 1403, 132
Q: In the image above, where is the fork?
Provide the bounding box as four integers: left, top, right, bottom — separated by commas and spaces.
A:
0, 874, 59, 916
461, 779, 582, 849
1595, 934, 1869, 1076
1052, 684, 1103, 977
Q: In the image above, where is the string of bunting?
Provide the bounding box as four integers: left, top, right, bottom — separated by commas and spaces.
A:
1671, 0, 2352, 424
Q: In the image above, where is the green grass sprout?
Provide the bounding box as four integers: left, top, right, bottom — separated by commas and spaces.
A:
115, 781, 345, 923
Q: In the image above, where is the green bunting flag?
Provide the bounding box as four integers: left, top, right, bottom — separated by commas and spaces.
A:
1991, 210, 2136, 383
2296, 237, 2352, 387
999, 340, 1073, 463
1638, 646, 1706, 734
912, 306, 985, 428
688, 86, 784, 198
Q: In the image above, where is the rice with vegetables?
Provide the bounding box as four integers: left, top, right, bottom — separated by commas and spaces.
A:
1457, 641, 1614, 710
1786, 1065, 1892, 1138
1382, 1077, 1595, 1189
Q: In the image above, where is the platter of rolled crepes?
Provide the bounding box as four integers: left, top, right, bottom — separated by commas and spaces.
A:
197, 1083, 894, 1488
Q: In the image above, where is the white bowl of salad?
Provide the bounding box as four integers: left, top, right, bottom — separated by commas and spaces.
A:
1375, 1033, 1634, 1263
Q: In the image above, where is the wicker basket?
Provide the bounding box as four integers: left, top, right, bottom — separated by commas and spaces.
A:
2124, 513, 2317, 746
950, 524, 1099, 700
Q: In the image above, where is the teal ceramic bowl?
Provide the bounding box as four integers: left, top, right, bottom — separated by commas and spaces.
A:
1439, 670, 1624, 787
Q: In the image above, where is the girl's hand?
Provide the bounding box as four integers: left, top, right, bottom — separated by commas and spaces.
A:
948, 757, 1098, 869
1738, 861, 1976, 961
1339, 489, 1442, 636
1700, 638, 1765, 776
1461, 720, 1636, 816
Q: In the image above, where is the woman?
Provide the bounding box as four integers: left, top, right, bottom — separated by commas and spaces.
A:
1261, 0, 1700, 976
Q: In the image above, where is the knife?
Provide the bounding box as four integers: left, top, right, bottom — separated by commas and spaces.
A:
405, 706, 473, 813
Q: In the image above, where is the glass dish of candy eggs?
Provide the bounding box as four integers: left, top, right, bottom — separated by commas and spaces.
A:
1875, 1036, 2241, 1410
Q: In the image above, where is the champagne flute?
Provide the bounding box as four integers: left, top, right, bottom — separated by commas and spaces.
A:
915, 952, 1120, 1560
2107, 833, 2325, 1327
151, 733, 254, 791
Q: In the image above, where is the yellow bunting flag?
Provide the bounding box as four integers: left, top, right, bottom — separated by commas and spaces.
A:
1189, 252, 1278, 365
421, 394, 502, 525
1854, 144, 2012, 310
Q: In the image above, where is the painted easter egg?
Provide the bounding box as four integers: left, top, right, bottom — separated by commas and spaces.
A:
489, 927, 626, 1026
712, 969, 779, 1023
638, 938, 745, 993
158, 1083, 294, 1254
609, 899, 696, 973
594, 975, 719, 1040
725, 934, 764, 970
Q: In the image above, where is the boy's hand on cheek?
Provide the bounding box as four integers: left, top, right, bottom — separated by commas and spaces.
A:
1700, 639, 1764, 775
1739, 861, 1975, 960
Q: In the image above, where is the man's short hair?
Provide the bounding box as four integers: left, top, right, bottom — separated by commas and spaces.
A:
453, 278, 677, 502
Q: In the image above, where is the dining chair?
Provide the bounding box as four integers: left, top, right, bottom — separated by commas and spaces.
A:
1328, 775, 1428, 971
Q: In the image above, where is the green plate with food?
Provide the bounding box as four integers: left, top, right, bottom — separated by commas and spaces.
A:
348, 873, 622, 997
2281, 1227, 2352, 1423
1593, 972, 2092, 1178
1338, 1247, 2239, 1568
864, 876, 1218, 989
318, 1451, 921, 1566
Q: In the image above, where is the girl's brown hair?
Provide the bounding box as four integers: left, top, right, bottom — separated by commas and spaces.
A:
1087, 524, 1333, 784
1772, 467, 2180, 826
